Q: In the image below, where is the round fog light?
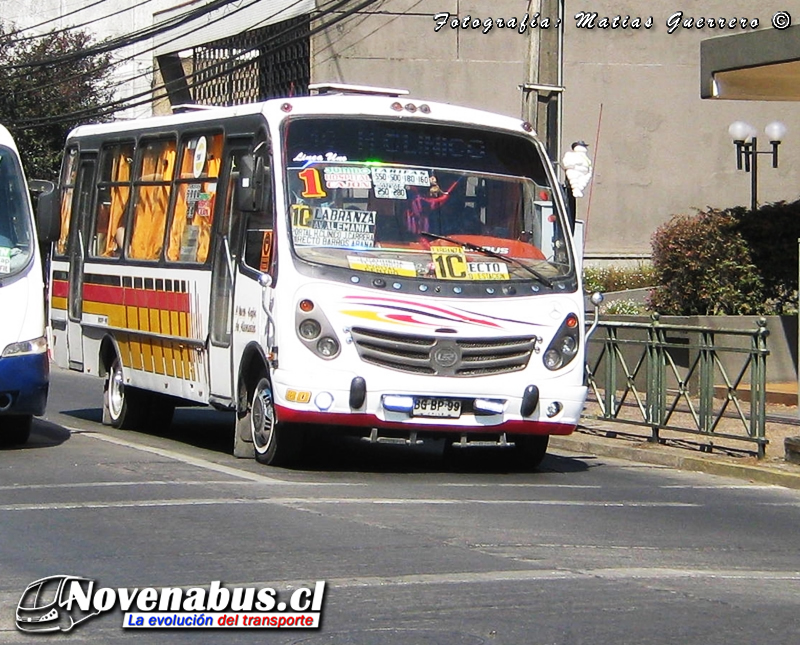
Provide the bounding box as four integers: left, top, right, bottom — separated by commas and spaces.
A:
546, 402, 563, 418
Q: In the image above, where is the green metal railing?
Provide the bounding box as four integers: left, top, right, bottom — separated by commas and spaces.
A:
584, 314, 769, 457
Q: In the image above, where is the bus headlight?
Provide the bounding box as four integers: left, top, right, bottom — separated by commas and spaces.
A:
298, 319, 322, 340
295, 300, 340, 358
543, 349, 563, 370
543, 314, 580, 371
2, 336, 48, 357
316, 336, 340, 359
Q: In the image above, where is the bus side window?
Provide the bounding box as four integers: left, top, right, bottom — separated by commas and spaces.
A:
90, 144, 133, 258
55, 148, 79, 257
166, 133, 223, 264
128, 138, 176, 261
241, 146, 273, 273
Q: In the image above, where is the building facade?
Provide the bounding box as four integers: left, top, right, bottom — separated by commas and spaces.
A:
6, 0, 800, 261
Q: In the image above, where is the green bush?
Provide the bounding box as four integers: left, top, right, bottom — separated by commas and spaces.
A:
735, 199, 800, 314
583, 263, 657, 293
649, 208, 766, 315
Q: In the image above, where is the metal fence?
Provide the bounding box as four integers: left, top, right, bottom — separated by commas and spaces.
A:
584, 314, 769, 457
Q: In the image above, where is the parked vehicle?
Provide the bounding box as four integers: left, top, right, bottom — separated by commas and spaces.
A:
0, 124, 49, 445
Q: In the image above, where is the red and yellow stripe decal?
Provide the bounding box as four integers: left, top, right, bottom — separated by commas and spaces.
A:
51, 274, 202, 381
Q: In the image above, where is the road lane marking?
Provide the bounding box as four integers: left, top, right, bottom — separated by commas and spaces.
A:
0, 498, 699, 512
69, 430, 348, 486
0, 480, 257, 491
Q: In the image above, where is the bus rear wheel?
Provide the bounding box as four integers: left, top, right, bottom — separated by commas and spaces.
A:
249, 377, 303, 466
103, 357, 146, 429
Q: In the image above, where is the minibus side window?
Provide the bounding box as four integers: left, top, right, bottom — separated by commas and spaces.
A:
90, 143, 133, 258
128, 138, 176, 261
166, 132, 223, 264
55, 148, 78, 257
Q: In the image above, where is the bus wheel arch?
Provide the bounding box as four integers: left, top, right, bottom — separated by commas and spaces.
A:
232, 344, 268, 459
235, 345, 303, 466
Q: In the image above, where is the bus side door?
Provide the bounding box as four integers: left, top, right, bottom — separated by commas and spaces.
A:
66, 155, 96, 371
208, 143, 250, 404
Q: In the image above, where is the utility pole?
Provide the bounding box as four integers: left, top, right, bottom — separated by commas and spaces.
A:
520, 0, 564, 163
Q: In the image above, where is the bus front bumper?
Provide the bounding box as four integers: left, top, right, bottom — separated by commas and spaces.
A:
0, 353, 49, 416
273, 370, 586, 437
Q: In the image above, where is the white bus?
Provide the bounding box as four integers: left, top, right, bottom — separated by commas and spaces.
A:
40, 85, 591, 467
0, 124, 49, 445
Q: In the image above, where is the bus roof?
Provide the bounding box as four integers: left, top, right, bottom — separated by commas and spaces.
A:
66, 94, 538, 142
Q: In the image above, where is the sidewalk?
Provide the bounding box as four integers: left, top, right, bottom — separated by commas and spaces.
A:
550, 386, 800, 490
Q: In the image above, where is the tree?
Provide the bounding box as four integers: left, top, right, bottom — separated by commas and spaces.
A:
0, 22, 117, 180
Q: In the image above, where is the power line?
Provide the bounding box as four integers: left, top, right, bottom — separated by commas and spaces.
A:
6, 0, 274, 101
14, 0, 379, 129
2, 0, 119, 40
4, 0, 242, 70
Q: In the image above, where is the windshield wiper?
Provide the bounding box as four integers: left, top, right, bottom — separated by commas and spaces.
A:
419, 232, 554, 288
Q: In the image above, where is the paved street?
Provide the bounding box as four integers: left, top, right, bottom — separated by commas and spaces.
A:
1, 366, 799, 644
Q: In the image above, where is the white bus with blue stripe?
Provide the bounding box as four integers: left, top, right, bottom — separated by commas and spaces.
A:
0, 124, 49, 445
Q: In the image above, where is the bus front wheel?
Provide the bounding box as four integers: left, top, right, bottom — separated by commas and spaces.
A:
249, 377, 303, 466
1, 415, 32, 446
514, 435, 550, 470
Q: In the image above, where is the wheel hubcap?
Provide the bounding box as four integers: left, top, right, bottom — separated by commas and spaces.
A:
252, 386, 275, 452
108, 364, 125, 419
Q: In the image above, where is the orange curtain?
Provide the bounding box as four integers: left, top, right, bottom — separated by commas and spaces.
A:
166, 135, 222, 263
56, 188, 73, 256
129, 142, 176, 260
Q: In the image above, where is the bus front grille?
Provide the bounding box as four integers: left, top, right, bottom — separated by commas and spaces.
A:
349, 327, 536, 377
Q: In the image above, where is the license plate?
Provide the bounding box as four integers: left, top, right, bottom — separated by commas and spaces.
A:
412, 398, 462, 418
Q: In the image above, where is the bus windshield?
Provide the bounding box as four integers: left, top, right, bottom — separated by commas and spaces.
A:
284, 118, 573, 286
0, 146, 34, 279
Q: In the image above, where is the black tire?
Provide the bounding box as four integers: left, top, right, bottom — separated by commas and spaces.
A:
248, 376, 304, 466
146, 394, 175, 431
102, 357, 147, 429
0, 415, 32, 446
514, 435, 550, 470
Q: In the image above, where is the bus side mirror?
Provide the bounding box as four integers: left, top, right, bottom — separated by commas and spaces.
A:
237, 154, 271, 213
31, 180, 60, 244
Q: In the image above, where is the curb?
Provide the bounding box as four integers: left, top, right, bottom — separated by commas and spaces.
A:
550, 432, 800, 490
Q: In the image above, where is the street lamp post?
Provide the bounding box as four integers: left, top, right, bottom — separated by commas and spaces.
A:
728, 120, 787, 211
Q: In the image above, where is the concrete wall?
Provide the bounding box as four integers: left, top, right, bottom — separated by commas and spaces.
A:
310, 1, 800, 261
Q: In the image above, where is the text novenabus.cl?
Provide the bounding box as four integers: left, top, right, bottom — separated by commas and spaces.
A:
16, 575, 325, 633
